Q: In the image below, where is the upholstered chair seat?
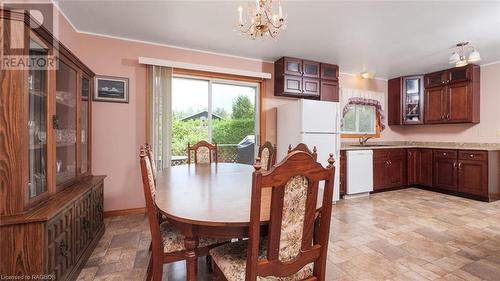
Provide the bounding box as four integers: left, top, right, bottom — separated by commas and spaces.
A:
210, 239, 313, 281
160, 221, 228, 253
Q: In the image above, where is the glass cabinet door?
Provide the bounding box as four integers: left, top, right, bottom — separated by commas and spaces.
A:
28, 37, 49, 198
55, 58, 78, 185
403, 76, 424, 124
80, 77, 90, 174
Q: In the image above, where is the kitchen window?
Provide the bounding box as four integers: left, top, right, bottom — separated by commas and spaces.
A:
341, 104, 379, 137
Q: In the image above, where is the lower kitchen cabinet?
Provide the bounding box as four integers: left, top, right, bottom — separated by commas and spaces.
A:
458, 160, 487, 196
433, 150, 458, 192
373, 149, 407, 191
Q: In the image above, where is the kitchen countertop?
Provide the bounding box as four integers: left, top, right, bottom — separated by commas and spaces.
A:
341, 141, 500, 151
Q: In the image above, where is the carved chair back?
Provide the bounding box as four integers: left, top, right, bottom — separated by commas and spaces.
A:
258, 142, 277, 171
188, 140, 218, 164
139, 145, 163, 256
288, 143, 317, 161
145, 143, 157, 181
246, 151, 335, 281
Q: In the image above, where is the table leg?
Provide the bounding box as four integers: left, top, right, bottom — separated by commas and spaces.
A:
184, 235, 199, 281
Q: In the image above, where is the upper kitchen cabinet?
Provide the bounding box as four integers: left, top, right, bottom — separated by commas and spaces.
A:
320, 63, 339, 81
388, 64, 480, 125
424, 64, 480, 124
388, 75, 424, 125
274, 56, 339, 102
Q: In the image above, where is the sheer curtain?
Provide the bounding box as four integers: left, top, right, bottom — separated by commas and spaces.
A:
147, 65, 172, 170
340, 88, 386, 131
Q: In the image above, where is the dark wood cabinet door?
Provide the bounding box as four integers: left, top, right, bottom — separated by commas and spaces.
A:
458, 160, 488, 197
388, 77, 402, 125
433, 158, 457, 191
302, 60, 320, 78
92, 183, 104, 236
407, 149, 419, 185
283, 75, 303, 95
373, 158, 388, 191
74, 192, 92, 259
320, 63, 339, 81
418, 149, 433, 187
387, 152, 406, 187
46, 206, 74, 281
302, 78, 320, 98
425, 70, 448, 88
447, 82, 471, 123
425, 87, 446, 123
320, 80, 339, 102
284, 57, 302, 76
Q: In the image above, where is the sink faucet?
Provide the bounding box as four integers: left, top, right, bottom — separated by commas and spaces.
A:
358, 134, 373, 146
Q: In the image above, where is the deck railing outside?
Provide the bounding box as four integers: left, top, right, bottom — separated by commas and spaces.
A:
171, 144, 239, 166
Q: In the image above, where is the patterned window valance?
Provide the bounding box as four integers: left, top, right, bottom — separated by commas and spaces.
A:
340, 88, 386, 132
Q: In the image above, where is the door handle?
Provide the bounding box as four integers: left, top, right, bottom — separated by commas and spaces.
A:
446, 113, 450, 120
453, 162, 457, 169
458, 162, 463, 169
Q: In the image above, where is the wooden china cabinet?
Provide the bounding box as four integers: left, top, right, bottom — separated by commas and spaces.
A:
1, 9, 105, 280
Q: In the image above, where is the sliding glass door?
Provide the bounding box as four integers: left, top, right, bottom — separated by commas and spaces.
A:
171, 76, 259, 165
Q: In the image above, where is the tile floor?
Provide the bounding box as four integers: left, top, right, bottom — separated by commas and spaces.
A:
77, 188, 500, 280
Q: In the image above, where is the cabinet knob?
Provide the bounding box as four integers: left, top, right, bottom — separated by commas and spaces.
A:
446, 113, 450, 120
458, 162, 463, 169
453, 162, 457, 169
443, 152, 447, 156
469, 154, 474, 158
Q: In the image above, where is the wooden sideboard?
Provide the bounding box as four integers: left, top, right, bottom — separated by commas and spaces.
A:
1, 9, 105, 280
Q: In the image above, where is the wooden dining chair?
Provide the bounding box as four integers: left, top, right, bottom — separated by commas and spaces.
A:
145, 143, 157, 181
288, 143, 318, 161
209, 151, 336, 281
188, 140, 218, 164
258, 142, 277, 171
139, 145, 229, 281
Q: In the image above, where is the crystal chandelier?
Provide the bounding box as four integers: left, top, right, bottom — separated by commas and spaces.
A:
236, 0, 287, 40
449, 41, 481, 67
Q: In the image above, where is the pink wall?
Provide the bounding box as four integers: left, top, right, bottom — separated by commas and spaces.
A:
55, 11, 498, 211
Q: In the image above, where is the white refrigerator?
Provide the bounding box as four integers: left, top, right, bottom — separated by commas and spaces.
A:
277, 99, 341, 202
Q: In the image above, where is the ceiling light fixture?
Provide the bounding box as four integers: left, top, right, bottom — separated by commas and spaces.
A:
449, 41, 481, 67
360, 71, 375, 79
236, 0, 287, 40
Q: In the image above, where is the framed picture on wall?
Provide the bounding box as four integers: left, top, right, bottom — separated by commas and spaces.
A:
94, 76, 129, 103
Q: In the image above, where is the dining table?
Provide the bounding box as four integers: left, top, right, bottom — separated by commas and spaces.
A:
154, 162, 324, 281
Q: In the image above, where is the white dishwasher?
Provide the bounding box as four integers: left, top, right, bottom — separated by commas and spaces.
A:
347, 150, 374, 195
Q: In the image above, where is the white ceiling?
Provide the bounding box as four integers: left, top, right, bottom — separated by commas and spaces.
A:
56, 1, 500, 79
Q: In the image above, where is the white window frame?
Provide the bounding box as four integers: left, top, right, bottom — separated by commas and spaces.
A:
172, 74, 260, 153
341, 104, 377, 135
